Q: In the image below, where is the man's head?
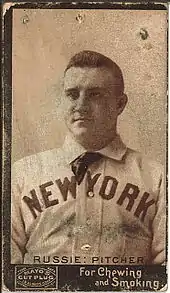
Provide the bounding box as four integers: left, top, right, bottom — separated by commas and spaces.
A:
63, 50, 127, 150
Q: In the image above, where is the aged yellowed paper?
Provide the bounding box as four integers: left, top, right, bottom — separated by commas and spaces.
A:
2, 2, 168, 291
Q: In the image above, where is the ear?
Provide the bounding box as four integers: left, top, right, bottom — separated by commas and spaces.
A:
116, 93, 128, 115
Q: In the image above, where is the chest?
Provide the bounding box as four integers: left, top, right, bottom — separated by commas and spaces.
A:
21, 158, 157, 235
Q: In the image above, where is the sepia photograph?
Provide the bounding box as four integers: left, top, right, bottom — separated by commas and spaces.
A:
2, 3, 168, 291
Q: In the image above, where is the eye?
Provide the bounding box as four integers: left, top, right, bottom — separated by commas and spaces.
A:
88, 91, 101, 98
65, 90, 79, 100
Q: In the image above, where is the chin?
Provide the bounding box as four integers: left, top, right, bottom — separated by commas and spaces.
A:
72, 127, 89, 137
71, 126, 92, 141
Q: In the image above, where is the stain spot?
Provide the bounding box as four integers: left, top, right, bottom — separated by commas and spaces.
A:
81, 244, 91, 251
22, 15, 29, 24
76, 13, 85, 24
139, 28, 149, 40
121, 223, 140, 234
120, 223, 148, 238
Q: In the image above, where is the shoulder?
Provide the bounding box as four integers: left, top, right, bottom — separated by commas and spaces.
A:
125, 147, 164, 178
12, 147, 63, 183
13, 147, 62, 167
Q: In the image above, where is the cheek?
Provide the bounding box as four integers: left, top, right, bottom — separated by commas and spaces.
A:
106, 100, 117, 116
91, 100, 111, 117
91, 101, 118, 127
62, 100, 74, 117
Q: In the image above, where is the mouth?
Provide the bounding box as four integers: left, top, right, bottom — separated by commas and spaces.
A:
73, 116, 91, 122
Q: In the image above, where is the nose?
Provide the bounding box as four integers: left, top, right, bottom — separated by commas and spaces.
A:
75, 90, 89, 111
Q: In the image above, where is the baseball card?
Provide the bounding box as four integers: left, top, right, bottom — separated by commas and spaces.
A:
2, 1, 168, 291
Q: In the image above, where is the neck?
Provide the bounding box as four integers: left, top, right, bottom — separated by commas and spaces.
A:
72, 132, 117, 151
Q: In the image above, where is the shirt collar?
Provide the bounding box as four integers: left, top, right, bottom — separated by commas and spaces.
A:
62, 133, 127, 165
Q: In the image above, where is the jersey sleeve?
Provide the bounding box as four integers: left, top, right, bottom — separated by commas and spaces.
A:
11, 161, 27, 264
151, 170, 166, 264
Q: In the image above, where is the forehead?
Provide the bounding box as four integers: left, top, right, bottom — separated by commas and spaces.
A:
64, 67, 115, 89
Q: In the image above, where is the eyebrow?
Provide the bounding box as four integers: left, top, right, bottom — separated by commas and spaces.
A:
64, 86, 107, 92
65, 88, 78, 92
87, 87, 106, 91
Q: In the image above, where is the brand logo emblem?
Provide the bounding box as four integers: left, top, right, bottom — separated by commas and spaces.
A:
15, 266, 58, 290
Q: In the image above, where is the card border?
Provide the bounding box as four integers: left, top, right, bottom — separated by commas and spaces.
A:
2, 1, 168, 291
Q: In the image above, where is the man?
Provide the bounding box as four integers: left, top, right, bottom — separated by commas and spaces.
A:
11, 50, 166, 264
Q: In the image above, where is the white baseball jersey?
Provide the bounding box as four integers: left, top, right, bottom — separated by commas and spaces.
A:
11, 134, 166, 265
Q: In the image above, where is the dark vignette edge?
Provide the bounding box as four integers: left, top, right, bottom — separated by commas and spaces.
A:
1, 1, 168, 291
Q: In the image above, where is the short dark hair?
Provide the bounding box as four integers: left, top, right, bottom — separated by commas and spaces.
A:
64, 50, 124, 95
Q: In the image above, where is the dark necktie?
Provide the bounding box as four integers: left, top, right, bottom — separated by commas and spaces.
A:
71, 152, 103, 185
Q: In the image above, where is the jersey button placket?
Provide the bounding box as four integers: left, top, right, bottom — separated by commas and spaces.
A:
73, 173, 91, 259
85, 163, 104, 263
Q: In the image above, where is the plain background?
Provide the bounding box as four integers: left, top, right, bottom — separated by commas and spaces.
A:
12, 9, 167, 164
